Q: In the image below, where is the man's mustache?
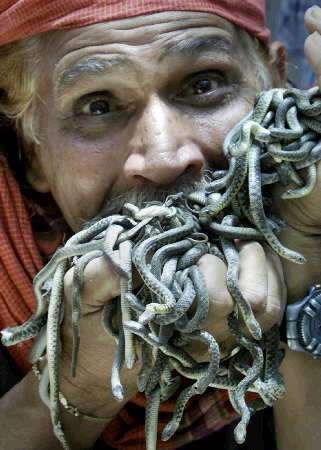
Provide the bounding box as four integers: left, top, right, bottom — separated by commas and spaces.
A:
95, 168, 213, 220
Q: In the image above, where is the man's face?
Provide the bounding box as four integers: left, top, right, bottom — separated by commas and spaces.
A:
32, 11, 268, 231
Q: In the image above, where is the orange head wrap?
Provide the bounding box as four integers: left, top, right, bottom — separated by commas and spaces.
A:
0, 0, 270, 47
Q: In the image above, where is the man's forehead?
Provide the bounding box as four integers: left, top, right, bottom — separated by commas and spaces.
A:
45, 12, 236, 63
54, 33, 233, 97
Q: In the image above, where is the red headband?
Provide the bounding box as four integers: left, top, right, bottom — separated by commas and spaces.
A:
0, 0, 270, 47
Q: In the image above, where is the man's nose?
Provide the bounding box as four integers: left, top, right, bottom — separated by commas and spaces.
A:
123, 95, 205, 186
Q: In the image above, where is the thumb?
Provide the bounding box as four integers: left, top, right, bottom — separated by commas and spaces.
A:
304, 6, 321, 86
271, 161, 321, 234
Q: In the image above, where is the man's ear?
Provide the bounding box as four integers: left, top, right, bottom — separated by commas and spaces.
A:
25, 144, 50, 193
268, 41, 287, 87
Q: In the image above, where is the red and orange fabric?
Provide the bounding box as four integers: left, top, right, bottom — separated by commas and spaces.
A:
0, 0, 270, 47
0, 1, 268, 447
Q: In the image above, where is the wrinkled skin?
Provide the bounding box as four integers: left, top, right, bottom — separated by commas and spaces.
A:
30, 12, 269, 230
26, 12, 288, 413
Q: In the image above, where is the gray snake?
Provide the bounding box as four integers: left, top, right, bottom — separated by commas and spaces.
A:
2, 87, 321, 450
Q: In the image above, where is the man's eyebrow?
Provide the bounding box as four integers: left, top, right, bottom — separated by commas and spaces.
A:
55, 35, 232, 93
159, 34, 232, 61
55, 56, 135, 93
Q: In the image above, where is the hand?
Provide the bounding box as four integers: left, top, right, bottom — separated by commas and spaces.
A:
270, 5, 321, 301
272, 6, 321, 231
59, 256, 140, 417
192, 241, 286, 359
305, 6, 321, 89
271, 13, 321, 431
59, 239, 286, 390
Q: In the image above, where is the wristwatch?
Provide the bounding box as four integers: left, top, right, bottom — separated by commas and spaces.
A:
283, 284, 321, 358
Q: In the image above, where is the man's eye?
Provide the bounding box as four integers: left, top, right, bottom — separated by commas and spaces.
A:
184, 72, 225, 96
85, 99, 110, 115
176, 71, 228, 105
191, 78, 215, 95
74, 92, 114, 116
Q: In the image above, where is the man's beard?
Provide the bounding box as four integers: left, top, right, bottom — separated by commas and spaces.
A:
92, 168, 213, 222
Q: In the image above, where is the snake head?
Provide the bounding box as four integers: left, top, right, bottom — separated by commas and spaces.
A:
164, 193, 185, 207
161, 422, 177, 442
195, 378, 209, 395
0, 328, 14, 346
234, 421, 248, 445
198, 208, 211, 225
138, 310, 155, 325
123, 320, 148, 337
112, 384, 124, 402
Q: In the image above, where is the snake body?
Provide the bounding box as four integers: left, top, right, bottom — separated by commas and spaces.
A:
227, 313, 264, 444
71, 250, 103, 376
145, 387, 161, 450
133, 213, 196, 315
221, 216, 262, 340
3, 86, 321, 450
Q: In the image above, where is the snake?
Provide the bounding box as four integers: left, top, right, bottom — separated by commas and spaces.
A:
285, 86, 321, 116
248, 143, 306, 264
200, 153, 249, 219
111, 305, 125, 402
3, 86, 321, 450
46, 260, 69, 449
71, 250, 103, 377
220, 215, 262, 340
175, 265, 209, 333
267, 140, 314, 162
119, 240, 136, 369
161, 382, 200, 441
207, 219, 263, 240
133, 212, 196, 315
227, 313, 264, 444
282, 163, 317, 199
145, 387, 161, 450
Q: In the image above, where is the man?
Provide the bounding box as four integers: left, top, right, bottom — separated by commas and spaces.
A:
0, 1, 320, 449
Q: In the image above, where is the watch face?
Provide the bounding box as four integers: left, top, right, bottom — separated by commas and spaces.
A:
298, 292, 321, 357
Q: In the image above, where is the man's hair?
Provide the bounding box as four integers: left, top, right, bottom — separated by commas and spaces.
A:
0, 28, 271, 150
0, 36, 41, 148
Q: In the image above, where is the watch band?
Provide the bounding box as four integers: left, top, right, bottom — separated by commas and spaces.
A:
285, 284, 321, 358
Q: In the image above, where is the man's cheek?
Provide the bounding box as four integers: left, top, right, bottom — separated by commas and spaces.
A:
190, 111, 250, 164
48, 170, 105, 229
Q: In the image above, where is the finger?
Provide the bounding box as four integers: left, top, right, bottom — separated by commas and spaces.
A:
64, 255, 121, 311
255, 248, 287, 333
238, 241, 267, 314
304, 6, 321, 34
304, 31, 321, 79
197, 253, 234, 323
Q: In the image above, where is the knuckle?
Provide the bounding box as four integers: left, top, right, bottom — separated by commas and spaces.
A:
239, 286, 267, 313
259, 302, 283, 332
64, 267, 74, 286
198, 252, 225, 267
239, 240, 264, 255
208, 288, 234, 316
248, 241, 264, 253
63, 267, 75, 299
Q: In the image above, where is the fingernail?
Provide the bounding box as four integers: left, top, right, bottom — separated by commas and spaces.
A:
309, 5, 321, 20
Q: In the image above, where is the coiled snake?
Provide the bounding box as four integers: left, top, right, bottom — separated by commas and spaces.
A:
2, 86, 321, 450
